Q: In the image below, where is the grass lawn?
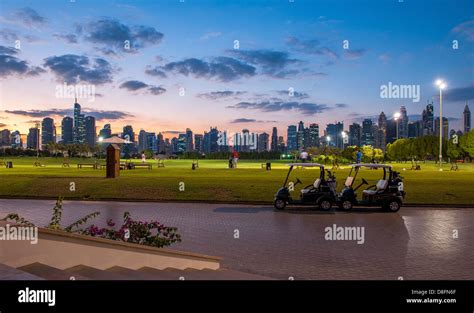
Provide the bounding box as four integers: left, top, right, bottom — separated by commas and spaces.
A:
0, 157, 473, 205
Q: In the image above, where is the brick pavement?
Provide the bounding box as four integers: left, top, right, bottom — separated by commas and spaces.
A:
0, 199, 472, 280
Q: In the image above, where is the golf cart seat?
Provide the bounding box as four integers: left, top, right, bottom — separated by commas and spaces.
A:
301, 178, 321, 194
362, 180, 388, 196
344, 177, 354, 187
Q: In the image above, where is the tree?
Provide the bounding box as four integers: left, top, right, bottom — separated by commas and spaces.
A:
459, 130, 474, 158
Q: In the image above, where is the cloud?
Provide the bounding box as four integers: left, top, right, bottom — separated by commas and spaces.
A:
200, 31, 222, 40
335, 103, 349, 108
0, 29, 19, 41
79, 18, 164, 54
13, 7, 47, 27
452, 20, 474, 41
286, 36, 339, 60
379, 53, 391, 64
0, 123, 7, 128
344, 49, 367, 60
43, 54, 114, 84
53, 33, 78, 44
5, 108, 133, 120
230, 118, 277, 123
119, 80, 166, 95
276, 90, 309, 99
443, 84, 474, 102
197, 90, 247, 100
157, 57, 256, 81
0, 45, 45, 78
163, 130, 182, 134
227, 49, 300, 78
145, 67, 167, 78
228, 100, 331, 115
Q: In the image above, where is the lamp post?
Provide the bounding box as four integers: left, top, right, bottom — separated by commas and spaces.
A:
341, 131, 347, 150
435, 79, 446, 170
98, 137, 103, 159
393, 112, 401, 140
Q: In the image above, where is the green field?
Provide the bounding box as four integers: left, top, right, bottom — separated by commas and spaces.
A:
0, 157, 473, 205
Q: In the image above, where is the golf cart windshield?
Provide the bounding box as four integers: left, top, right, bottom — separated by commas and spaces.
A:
282, 163, 325, 187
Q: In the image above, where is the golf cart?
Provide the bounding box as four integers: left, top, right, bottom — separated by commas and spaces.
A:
274, 163, 337, 210
338, 164, 405, 212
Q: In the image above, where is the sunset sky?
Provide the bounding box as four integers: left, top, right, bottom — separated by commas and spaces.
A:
0, 0, 473, 138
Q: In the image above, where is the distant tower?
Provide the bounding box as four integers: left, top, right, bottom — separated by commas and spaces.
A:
399, 106, 408, 138
464, 104, 471, 133
270, 127, 278, 151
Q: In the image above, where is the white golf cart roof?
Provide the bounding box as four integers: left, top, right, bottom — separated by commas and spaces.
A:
349, 163, 392, 169
287, 163, 325, 167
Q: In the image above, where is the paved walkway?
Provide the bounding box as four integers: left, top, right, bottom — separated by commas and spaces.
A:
0, 199, 472, 280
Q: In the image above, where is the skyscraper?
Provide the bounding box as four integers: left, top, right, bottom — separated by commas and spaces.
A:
422, 101, 434, 136
326, 122, 343, 147
408, 121, 422, 138
308, 123, 319, 148
157, 132, 165, 153
399, 106, 408, 138
73, 100, 85, 144
85, 116, 96, 147
194, 134, 203, 153
99, 124, 112, 139
0, 129, 11, 146
287, 125, 297, 151
464, 104, 471, 133
10, 130, 22, 149
185, 128, 194, 151
270, 127, 278, 151
146, 132, 157, 153
297, 121, 305, 150
41, 117, 55, 149
361, 119, 374, 146
138, 130, 147, 152
178, 133, 186, 153
435, 117, 449, 139
257, 132, 269, 152
61, 117, 73, 144
376, 112, 387, 150
27, 127, 40, 150
349, 123, 361, 146
122, 125, 135, 143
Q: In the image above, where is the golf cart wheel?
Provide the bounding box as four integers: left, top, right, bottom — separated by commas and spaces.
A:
274, 199, 287, 210
385, 199, 401, 212
339, 200, 353, 210
319, 199, 332, 211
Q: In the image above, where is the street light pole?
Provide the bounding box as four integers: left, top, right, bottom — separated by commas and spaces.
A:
435, 79, 446, 170
393, 112, 401, 141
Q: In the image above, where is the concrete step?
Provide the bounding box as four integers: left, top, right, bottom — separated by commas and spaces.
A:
18, 263, 89, 280
0, 263, 44, 280
65, 265, 129, 280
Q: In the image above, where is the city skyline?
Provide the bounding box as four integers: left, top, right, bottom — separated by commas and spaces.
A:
1, 0, 473, 136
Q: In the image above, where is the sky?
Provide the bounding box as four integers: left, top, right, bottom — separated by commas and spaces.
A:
0, 0, 473, 139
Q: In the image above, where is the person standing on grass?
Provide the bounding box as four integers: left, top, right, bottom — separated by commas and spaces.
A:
356, 149, 362, 164
232, 150, 239, 168
141, 153, 146, 163
300, 150, 308, 163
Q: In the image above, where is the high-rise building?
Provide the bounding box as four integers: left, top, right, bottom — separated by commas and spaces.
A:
146, 132, 157, 153
361, 119, 374, 146
73, 100, 85, 144
278, 136, 285, 152
171, 137, 179, 153
435, 117, 449, 139
157, 132, 165, 153
85, 116, 96, 147
257, 132, 269, 152
27, 127, 40, 150
287, 125, 297, 151
349, 123, 361, 146
41, 117, 55, 149
399, 106, 408, 138
0, 129, 11, 146
297, 121, 305, 151
376, 112, 387, 150
122, 125, 135, 143
194, 134, 204, 153
270, 127, 278, 151
408, 121, 422, 138
61, 117, 73, 144
185, 128, 194, 151
386, 119, 397, 144
177, 133, 186, 153
99, 124, 112, 139
326, 122, 343, 147
138, 130, 147, 152
464, 104, 471, 133
308, 123, 319, 148
10, 130, 22, 149
422, 101, 434, 136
